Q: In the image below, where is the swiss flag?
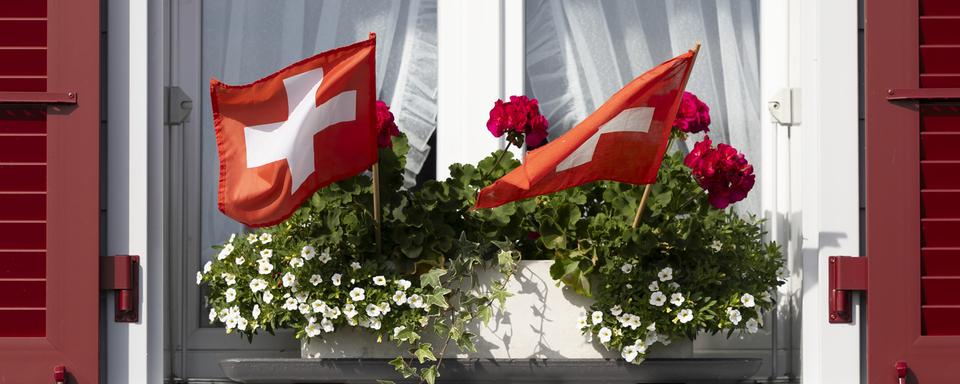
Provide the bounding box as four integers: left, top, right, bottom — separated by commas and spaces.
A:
211, 35, 377, 227
475, 49, 696, 209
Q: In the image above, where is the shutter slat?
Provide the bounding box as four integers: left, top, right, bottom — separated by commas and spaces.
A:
921, 74, 960, 88
922, 111, 960, 132
0, 280, 44, 307
0, 20, 44, 47
0, 309, 44, 337
922, 0, 960, 16
922, 190, 960, 218
922, 219, 960, 247
921, 161, 960, 188
922, 132, 960, 159
0, 49, 45, 76
0, 222, 44, 249
0, 164, 44, 191
921, 46, 960, 74
922, 248, 960, 276
0, 135, 44, 163
921, 17, 960, 44
922, 276, 960, 304
0, 251, 43, 278
0, 194, 44, 220
0, 109, 46, 133
922, 306, 960, 335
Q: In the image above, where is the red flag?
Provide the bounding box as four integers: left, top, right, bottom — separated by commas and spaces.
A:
475, 49, 697, 209
211, 35, 377, 227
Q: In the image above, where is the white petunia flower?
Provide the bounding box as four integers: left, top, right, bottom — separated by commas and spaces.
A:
310, 274, 323, 286
349, 287, 365, 301
343, 304, 358, 319
365, 303, 381, 317
221, 273, 236, 286
648, 281, 659, 292
621, 345, 639, 363
298, 303, 311, 315
321, 317, 334, 333
196, 271, 203, 285
282, 272, 296, 287
647, 322, 657, 332
668, 282, 680, 290
236, 317, 248, 331
658, 267, 673, 282
350, 261, 362, 271
649, 291, 667, 306
209, 308, 217, 323
301, 245, 316, 260
677, 309, 694, 323
777, 267, 789, 280
727, 308, 742, 325
225, 316, 238, 330
644, 331, 659, 347
392, 290, 407, 305
259, 249, 273, 259
577, 315, 589, 330
225, 288, 237, 303
295, 292, 308, 303
347, 317, 358, 326
249, 278, 268, 292
323, 305, 341, 319
746, 318, 760, 333
633, 339, 648, 354
282, 298, 298, 311
378, 302, 391, 315
740, 293, 756, 308
710, 240, 723, 251
372, 276, 387, 286
394, 326, 406, 338
369, 318, 382, 330
670, 292, 685, 306
407, 294, 424, 308
218, 244, 235, 260
259, 233, 272, 244
252, 304, 261, 320
203, 261, 213, 273
305, 323, 321, 338
610, 305, 623, 316
228, 233, 237, 243
257, 260, 274, 275
592, 311, 604, 325
597, 327, 613, 344
262, 290, 274, 304
246, 233, 258, 244
397, 279, 412, 290
625, 314, 642, 330
235, 256, 245, 265
331, 273, 342, 286
317, 250, 332, 264
290, 257, 304, 268
621, 263, 634, 274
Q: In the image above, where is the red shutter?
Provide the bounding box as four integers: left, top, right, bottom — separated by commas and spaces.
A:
0, 1, 100, 383
867, 0, 960, 381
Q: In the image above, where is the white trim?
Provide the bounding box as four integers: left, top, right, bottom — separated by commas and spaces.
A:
436, 0, 525, 178
106, 0, 165, 383
798, 0, 861, 382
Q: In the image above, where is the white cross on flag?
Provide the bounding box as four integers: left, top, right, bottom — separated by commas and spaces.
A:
211, 35, 377, 227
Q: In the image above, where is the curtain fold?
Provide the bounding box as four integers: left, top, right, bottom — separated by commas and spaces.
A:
525, 0, 761, 214
200, 0, 438, 255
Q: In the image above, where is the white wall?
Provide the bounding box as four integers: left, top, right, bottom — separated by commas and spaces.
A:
106, 0, 165, 383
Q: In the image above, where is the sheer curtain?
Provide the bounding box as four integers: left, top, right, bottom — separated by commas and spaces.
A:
200, 0, 437, 257
525, 0, 761, 214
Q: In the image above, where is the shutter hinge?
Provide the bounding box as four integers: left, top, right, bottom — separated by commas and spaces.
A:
829, 256, 867, 323
767, 87, 800, 125
165, 86, 193, 125
100, 255, 140, 323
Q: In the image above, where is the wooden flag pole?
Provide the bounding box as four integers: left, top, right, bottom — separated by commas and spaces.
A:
632, 42, 701, 229
372, 162, 383, 255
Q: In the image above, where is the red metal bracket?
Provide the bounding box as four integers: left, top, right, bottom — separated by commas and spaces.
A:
100, 255, 140, 322
0, 91, 78, 104
829, 256, 868, 323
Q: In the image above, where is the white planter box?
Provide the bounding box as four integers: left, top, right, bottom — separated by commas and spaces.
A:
302, 260, 692, 359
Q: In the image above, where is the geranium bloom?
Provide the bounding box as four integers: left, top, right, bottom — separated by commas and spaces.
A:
684, 136, 756, 209
674, 91, 711, 133
375, 100, 401, 148
486, 95, 550, 149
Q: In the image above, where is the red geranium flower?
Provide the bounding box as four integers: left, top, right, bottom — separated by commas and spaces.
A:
675, 92, 711, 134
486, 95, 550, 149
683, 136, 755, 209
375, 100, 401, 148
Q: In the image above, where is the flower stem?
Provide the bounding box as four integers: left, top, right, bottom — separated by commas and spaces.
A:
479, 141, 513, 184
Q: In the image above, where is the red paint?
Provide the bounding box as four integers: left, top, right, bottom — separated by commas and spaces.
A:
921, 74, 960, 88
921, 0, 960, 16
921, 190, 960, 218
921, 276, 960, 304
921, 111, 960, 131
0, 0, 100, 381
920, 132, 960, 159
919, 17, 960, 44
921, 248, 960, 276
920, 306, 960, 334
921, 161, 960, 188
921, 219, 960, 247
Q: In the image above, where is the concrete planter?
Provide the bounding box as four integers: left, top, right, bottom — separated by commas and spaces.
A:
302, 260, 692, 359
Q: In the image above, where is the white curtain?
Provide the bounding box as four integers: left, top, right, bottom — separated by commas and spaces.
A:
525, 0, 761, 214
199, 0, 437, 256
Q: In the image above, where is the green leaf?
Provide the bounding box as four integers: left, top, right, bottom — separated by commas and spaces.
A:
413, 343, 437, 363
425, 293, 449, 309
420, 268, 447, 289
421, 366, 439, 384
388, 356, 415, 378
477, 305, 493, 326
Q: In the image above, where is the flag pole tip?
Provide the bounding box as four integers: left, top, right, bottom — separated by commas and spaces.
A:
369, 32, 377, 40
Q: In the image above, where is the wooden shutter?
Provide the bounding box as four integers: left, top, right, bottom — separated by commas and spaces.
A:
0, 1, 100, 382
867, 0, 960, 381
